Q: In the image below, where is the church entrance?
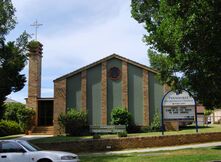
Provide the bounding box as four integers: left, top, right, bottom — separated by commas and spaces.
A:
38, 99, 53, 126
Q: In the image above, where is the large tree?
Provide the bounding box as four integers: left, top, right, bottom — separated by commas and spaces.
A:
131, 0, 221, 108
0, 0, 29, 112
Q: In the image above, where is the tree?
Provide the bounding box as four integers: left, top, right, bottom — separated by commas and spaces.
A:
131, 0, 221, 108
0, 0, 29, 113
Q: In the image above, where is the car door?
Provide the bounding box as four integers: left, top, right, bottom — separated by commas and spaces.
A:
0, 141, 30, 162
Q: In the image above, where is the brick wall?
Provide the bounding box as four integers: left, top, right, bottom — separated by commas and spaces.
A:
81, 70, 87, 112
101, 62, 107, 125
53, 79, 66, 135
35, 132, 221, 153
26, 42, 43, 126
122, 61, 128, 109
143, 70, 149, 126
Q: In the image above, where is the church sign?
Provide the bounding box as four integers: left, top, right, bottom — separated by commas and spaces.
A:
163, 91, 195, 120
161, 90, 198, 134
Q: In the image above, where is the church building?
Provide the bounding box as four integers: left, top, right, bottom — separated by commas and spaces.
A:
26, 42, 166, 135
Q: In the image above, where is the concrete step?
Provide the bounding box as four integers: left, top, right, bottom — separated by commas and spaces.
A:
32, 126, 54, 135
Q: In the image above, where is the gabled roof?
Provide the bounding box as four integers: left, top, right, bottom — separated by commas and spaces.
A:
54, 54, 158, 82
4, 98, 20, 103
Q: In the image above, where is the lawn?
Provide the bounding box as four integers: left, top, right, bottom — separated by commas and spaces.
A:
30, 124, 221, 144
80, 146, 221, 162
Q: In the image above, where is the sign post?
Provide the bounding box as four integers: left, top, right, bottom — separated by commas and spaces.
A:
161, 90, 198, 135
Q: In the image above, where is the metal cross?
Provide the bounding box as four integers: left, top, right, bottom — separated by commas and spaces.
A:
30, 20, 43, 41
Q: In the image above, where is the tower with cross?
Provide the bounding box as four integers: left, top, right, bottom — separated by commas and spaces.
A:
30, 20, 43, 41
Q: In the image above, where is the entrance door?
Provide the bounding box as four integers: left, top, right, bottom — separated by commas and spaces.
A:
38, 100, 53, 126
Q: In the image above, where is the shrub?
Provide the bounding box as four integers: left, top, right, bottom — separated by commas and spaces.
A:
117, 131, 127, 137
111, 106, 132, 126
93, 134, 101, 139
150, 112, 161, 131
0, 120, 22, 137
17, 108, 35, 132
3, 102, 25, 122
58, 109, 88, 136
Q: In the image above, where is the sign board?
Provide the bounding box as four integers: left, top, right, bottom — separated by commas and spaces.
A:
163, 91, 195, 106
164, 106, 195, 120
163, 91, 195, 120
161, 90, 198, 134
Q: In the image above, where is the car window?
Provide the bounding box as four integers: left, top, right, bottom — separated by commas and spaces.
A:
1, 141, 25, 153
17, 140, 41, 152
0, 142, 2, 153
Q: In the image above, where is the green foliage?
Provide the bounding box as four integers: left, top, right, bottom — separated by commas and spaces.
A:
111, 106, 132, 126
0, 0, 16, 38
131, 0, 221, 108
0, 0, 29, 112
2, 102, 34, 131
93, 134, 101, 139
204, 109, 213, 116
150, 112, 161, 131
58, 109, 88, 136
117, 131, 127, 138
17, 108, 35, 131
28, 40, 41, 49
0, 120, 21, 137
3, 102, 25, 122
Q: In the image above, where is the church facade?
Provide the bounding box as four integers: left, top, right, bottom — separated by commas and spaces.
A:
26, 42, 166, 135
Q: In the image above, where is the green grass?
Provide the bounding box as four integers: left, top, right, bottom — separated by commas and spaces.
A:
80, 147, 221, 162
30, 124, 221, 143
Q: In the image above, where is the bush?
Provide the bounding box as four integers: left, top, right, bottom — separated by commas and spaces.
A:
150, 112, 161, 131
93, 134, 101, 139
3, 102, 26, 122
17, 108, 35, 132
117, 131, 127, 137
0, 120, 22, 137
58, 109, 88, 136
111, 106, 132, 126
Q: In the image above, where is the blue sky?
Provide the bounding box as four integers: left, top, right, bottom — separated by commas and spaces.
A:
7, 0, 149, 103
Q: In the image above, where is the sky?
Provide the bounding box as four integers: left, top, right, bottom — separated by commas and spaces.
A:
7, 0, 149, 103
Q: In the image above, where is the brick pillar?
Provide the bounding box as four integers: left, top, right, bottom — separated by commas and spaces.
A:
101, 62, 107, 125
81, 70, 87, 112
26, 41, 43, 126
53, 79, 66, 135
163, 84, 171, 94
143, 70, 150, 126
122, 61, 128, 110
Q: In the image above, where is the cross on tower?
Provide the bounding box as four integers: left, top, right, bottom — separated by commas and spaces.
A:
30, 20, 43, 41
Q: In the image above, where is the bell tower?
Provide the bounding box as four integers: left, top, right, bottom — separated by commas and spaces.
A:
26, 41, 43, 126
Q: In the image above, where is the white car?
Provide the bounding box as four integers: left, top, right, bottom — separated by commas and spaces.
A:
0, 140, 80, 162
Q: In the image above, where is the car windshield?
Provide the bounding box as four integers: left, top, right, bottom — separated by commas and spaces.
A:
17, 141, 41, 152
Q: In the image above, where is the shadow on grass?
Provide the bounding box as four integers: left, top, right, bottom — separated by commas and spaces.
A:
81, 155, 132, 162
179, 125, 211, 130
211, 146, 221, 150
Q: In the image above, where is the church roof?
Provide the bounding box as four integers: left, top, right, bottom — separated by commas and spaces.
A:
4, 98, 20, 103
54, 54, 158, 82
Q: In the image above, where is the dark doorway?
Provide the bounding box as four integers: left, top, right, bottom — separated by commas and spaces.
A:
38, 99, 54, 126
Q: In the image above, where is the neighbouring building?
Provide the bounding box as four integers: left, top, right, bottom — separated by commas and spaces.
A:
26, 42, 166, 135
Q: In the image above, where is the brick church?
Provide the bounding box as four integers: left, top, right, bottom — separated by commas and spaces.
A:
26, 41, 167, 135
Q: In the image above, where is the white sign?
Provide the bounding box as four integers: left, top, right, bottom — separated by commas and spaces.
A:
163, 91, 195, 106
164, 106, 195, 120
162, 90, 195, 120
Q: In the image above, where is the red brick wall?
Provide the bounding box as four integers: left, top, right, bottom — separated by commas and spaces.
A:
53, 79, 66, 135
101, 62, 107, 125
35, 132, 221, 153
81, 70, 87, 112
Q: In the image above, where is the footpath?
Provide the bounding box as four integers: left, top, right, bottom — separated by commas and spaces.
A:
86, 141, 221, 155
